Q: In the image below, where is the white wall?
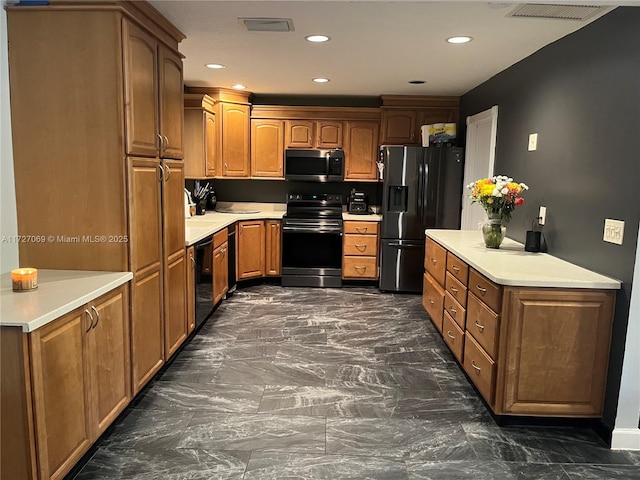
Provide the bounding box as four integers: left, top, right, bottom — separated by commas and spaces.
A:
612, 222, 640, 450
0, 4, 19, 273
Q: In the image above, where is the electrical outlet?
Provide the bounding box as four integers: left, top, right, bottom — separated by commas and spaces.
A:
538, 206, 546, 225
603, 219, 624, 245
528, 133, 538, 151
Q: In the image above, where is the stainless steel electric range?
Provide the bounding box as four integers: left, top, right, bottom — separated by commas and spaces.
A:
281, 193, 343, 288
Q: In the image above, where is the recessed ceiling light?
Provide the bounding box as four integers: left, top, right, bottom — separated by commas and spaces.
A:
205, 63, 225, 69
232, 84, 246, 90
409, 80, 426, 85
306, 34, 330, 43
447, 36, 473, 44
312, 78, 330, 83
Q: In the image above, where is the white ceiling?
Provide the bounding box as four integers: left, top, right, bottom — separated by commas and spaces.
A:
150, 0, 629, 97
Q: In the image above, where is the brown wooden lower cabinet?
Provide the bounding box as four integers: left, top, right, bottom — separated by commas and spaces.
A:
423, 237, 616, 418
2, 285, 130, 480
213, 241, 229, 305
186, 246, 196, 334
265, 220, 282, 276
237, 220, 266, 280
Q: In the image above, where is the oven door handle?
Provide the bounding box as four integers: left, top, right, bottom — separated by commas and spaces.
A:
282, 226, 343, 234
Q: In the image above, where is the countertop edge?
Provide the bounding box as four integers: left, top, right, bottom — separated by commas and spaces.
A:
425, 230, 621, 290
2, 272, 133, 333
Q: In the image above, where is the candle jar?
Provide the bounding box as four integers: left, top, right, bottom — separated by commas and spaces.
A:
11, 268, 38, 292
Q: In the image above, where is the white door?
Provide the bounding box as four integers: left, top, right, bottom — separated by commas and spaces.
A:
461, 106, 498, 230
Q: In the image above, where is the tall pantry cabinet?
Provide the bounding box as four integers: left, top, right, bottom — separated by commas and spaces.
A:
7, 2, 187, 397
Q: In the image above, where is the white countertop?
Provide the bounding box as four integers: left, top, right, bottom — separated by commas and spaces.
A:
1, 270, 133, 332
185, 203, 382, 246
425, 230, 621, 290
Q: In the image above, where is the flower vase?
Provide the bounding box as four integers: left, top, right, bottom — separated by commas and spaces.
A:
482, 214, 506, 249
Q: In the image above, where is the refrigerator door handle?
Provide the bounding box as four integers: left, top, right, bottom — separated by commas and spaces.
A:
417, 161, 424, 221
388, 242, 417, 248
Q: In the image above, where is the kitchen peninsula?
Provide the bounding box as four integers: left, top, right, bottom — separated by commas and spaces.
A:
422, 230, 621, 419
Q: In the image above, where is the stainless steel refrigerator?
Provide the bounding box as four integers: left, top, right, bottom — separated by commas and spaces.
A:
379, 146, 464, 292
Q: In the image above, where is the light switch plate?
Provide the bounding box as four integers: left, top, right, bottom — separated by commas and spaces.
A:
528, 133, 538, 151
603, 219, 624, 245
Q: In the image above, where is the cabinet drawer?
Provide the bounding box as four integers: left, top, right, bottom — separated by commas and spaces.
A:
425, 238, 446, 287
343, 256, 378, 279
443, 312, 465, 363
466, 293, 500, 359
444, 291, 466, 330
469, 269, 502, 314
445, 272, 467, 308
344, 234, 378, 256
446, 252, 469, 285
422, 273, 445, 333
463, 334, 496, 405
213, 228, 228, 249
344, 221, 379, 235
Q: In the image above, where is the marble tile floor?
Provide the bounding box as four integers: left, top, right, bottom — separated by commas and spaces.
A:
70, 285, 640, 480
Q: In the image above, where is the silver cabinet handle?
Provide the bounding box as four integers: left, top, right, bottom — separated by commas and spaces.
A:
190, 254, 196, 266
431, 258, 437, 264
452, 265, 460, 272
91, 305, 100, 329
158, 164, 164, 182
449, 307, 457, 315
162, 135, 169, 151
85, 309, 94, 332
156, 133, 163, 152
354, 244, 367, 252
474, 320, 485, 331
476, 285, 487, 295
450, 286, 458, 293
355, 227, 368, 233
163, 165, 171, 181
471, 361, 482, 372
446, 331, 455, 340
353, 265, 367, 273
429, 299, 435, 305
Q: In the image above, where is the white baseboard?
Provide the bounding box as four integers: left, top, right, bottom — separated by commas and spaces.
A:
611, 428, 640, 450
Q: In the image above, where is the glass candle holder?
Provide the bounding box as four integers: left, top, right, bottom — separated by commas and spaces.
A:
12, 268, 38, 292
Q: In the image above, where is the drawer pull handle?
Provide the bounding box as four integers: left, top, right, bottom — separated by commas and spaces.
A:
354, 265, 367, 273
355, 244, 367, 252
449, 307, 457, 315
446, 331, 456, 340
429, 299, 435, 305
476, 285, 487, 295
474, 320, 485, 331
355, 227, 368, 233
471, 361, 482, 372
452, 265, 460, 272
450, 286, 458, 293
431, 258, 437, 264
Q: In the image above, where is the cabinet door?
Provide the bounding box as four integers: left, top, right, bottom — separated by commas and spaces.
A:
265, 220, 282, 276
158, 45, 183, 159
381, 109, 417, 144
285, 120, 314, 148
89, 287, 130, 437
237, 220, 265, 279
164, 250, 188, 359
221, 103, 250, 177
213, 241, 229, 304
251, 119, 284, 177
127, 158, 164, 393
30, 308, 93, 480
205, 111, 217, 176
316, 121, 343, 148
123, 20, 159, 158
344, 121, 379, 180
187, 246, 196, 333
163, 161, 187, 358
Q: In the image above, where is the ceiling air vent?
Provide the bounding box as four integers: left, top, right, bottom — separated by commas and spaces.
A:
240, 17, 294, 32
506, 4, 606, 21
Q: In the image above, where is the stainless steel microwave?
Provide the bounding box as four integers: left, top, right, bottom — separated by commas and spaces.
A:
284, 149, 344, 182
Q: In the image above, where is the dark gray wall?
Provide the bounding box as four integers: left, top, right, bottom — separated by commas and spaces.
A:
460, 7, 640, 433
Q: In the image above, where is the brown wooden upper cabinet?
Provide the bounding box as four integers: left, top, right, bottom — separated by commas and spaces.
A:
251, 119, 285, 178
344, 121, 380, 181
220, 103, 251, 177
184, 94, 217, 179
380, 109, 418, 145
379, 95, 460, 146
285, 120, 343, 149
124, 20, 183, 160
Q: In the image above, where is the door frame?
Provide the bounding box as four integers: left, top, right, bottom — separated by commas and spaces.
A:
461, 106, 498, 230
